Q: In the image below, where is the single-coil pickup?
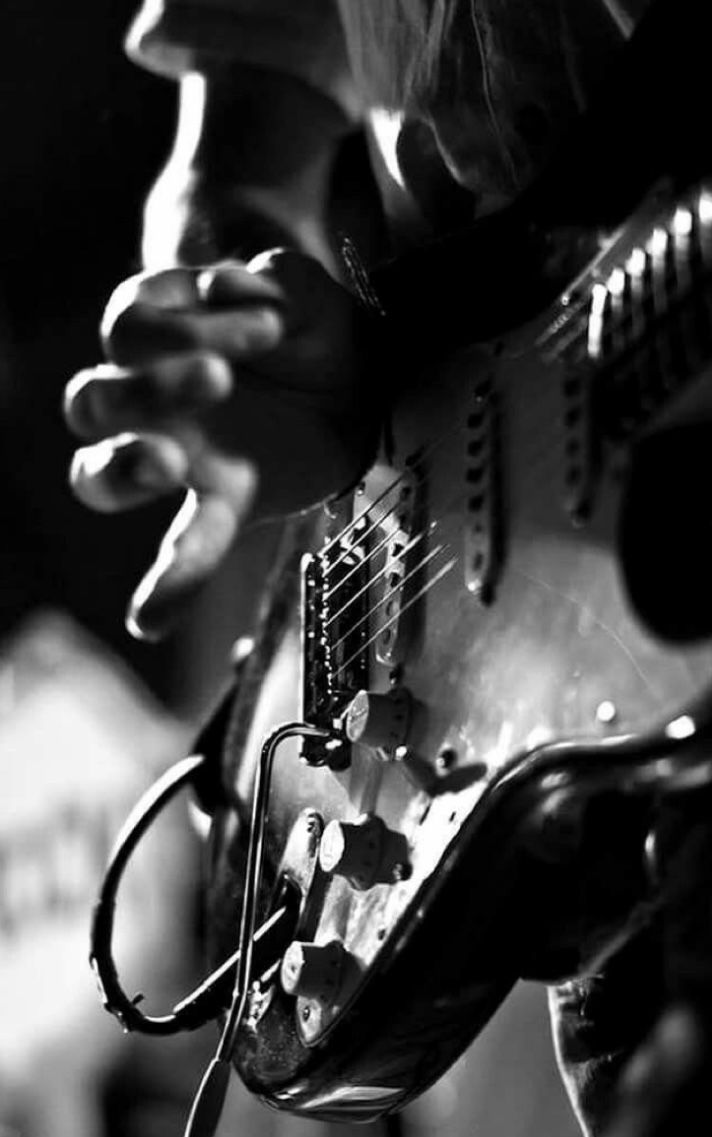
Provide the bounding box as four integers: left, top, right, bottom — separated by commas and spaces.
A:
464, 373, 502, 602
375, 471, 418, 665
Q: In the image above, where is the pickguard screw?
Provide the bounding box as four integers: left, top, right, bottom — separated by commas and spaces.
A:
596, 700, 617, 725
301, 1005, 311, 1021
436, 747, 458, 772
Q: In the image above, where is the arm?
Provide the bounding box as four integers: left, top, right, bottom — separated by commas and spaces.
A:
64, 62, 382, 640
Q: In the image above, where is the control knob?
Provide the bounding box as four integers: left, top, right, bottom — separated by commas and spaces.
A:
280, 939, 346, 1001
343, 687, 411, 752
319, 814, 409, 890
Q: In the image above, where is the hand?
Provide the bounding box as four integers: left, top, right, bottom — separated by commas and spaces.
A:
64, 250, 379, 639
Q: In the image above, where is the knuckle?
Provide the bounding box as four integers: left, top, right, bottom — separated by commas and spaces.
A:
185, 351, 232, 394
247, 246, 289, 276
196, 259, 247, 303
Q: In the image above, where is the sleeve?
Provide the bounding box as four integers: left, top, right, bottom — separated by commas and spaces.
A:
125, 0, 360, 119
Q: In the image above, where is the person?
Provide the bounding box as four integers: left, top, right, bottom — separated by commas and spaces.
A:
63, 2, 710, 1135
64, 0, 644, 642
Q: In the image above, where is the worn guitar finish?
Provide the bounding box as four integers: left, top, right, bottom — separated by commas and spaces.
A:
202, 0, 712, 1122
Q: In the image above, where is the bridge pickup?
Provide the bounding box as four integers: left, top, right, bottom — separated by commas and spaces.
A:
300, 530, 369, 765
374, 469, 418, 665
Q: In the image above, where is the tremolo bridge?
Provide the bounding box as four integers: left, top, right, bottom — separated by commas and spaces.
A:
300, 467, 419, 766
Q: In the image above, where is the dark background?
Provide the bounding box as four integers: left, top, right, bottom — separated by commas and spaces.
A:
0, 0, 182, 700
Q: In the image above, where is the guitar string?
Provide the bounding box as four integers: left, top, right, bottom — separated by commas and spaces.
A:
319, 419, 463, 573
320, 466, 466, 641
323, 469, 472, 636
324, 289, 592, 647
326, 206, 712, 678
321, 502, 435, 609
328, 540, 451, 657
320, 444, 434, 584
322, 497, 412, 591
322, 333, 606, 663
333, 553, 459, 681
320, 419, 471, 608
319, 416, 460, 565
323, 263, 600, 673
323, 467, 468, 629
319, 466, 414, 565
325, 273, 574, 678
324, 525, 434, 628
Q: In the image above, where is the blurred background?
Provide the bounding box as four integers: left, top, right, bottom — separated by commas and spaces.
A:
0, 5, 578, 1136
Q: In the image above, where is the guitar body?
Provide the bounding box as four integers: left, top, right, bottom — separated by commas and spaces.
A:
202, 0, 712, 1121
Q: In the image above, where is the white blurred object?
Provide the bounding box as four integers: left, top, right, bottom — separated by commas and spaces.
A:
0, 611, 191, 1135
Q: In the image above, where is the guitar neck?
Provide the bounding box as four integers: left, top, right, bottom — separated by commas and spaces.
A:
371, 0, 712, 356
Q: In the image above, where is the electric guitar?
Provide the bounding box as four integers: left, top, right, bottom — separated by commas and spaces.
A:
92, 0, 712, 1127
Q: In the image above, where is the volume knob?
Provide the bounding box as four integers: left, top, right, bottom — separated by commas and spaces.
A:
280, 939, 346, 1001
344, 688, 411, 751
318, 814, 386, 890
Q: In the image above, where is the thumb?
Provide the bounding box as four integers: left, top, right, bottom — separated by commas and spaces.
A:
126, 459, 257, 640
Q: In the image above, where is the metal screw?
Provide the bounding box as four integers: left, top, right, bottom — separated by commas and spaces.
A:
301, 1005, 311, 1022
436, 747, 458, 772
596, 700, 617, 725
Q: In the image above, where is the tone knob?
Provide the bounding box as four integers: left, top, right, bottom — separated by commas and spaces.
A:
280, 939, 346, 1001
318, 814, 386, 890
343, 688, 411, 751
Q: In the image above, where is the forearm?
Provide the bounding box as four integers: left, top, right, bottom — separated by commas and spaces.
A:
141, 65, 356, 274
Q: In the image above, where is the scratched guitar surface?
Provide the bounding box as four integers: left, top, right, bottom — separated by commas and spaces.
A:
199, 172, 712, 1120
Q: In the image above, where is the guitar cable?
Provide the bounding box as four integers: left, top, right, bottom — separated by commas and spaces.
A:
183, 720, 335, 1137
89, 717, 335, 1135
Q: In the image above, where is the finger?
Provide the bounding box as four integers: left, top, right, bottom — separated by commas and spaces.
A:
70, 432, 189, 513
101, 268, 200, 364
102, 267, 202, 328
196, 258, 285, 308
103, 262, 286, 366
127, 462, 256, 640
64, 353, 232, 441
106, 302, 285, 367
